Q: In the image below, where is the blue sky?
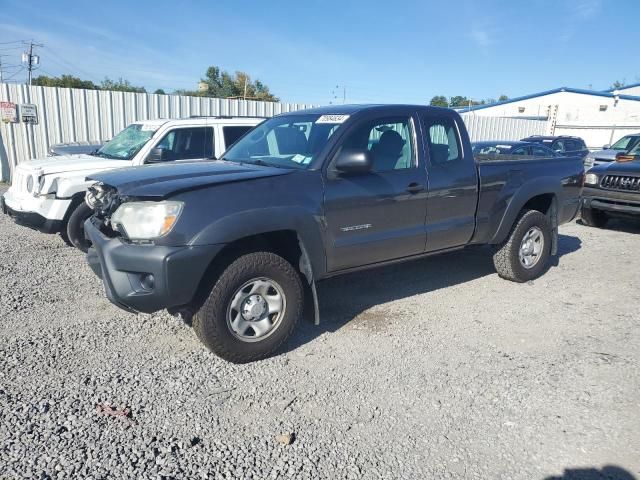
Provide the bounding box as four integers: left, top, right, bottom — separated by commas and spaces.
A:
0, 0, 637, 104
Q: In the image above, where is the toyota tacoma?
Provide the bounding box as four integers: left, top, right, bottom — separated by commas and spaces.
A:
83, 105, 584, 363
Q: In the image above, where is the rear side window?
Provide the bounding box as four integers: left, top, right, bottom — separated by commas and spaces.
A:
155, 127, 214, 160
422, 116, 462, 164
223, 126, 252, 148
552, 139, 566, 153
564, 139, 578, 151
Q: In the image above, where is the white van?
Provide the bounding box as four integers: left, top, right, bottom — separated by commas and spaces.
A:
1, 116, 263, 250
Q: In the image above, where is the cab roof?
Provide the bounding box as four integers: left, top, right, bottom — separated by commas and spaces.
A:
282, 104, 453, 116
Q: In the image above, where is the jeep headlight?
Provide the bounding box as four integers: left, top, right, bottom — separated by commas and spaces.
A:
26, 174, 45, 197
585, 173, 599, 186
110, 201, 183, 240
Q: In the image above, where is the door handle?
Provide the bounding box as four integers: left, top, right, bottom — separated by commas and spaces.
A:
406, 183, 425, 194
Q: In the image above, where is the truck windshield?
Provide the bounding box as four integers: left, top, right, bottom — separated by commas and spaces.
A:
221, 114, 345, 169
610, 135, 639, 151
95, 124, 155, 160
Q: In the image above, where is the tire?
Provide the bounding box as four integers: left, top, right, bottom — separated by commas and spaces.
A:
580, 206, 608, 228
192, 252, 304, 363
493, 209, 552, 283
66, 202, 94, 252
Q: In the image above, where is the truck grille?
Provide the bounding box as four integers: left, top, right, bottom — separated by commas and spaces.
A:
11, 170, 28, 194
600, 175, 640, 192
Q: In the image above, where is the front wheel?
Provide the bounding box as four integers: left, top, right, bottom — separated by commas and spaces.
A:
493, 209, 552, 283
66, 202, 94, 252
580, 206, 608, 228
192, 252, 304, 363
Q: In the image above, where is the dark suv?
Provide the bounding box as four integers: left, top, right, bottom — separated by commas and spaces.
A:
522, 136, 589, 163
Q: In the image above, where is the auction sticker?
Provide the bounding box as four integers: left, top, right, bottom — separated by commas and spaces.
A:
316, 114, 349, 124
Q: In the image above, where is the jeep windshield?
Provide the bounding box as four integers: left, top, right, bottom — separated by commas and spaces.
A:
94, 124, 156, 160
221, 114, 346, 169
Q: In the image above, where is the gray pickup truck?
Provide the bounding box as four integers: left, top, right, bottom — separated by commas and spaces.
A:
84, 105, 584, 363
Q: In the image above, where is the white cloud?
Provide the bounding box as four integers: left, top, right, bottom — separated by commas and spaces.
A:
575, 0, 602, 19
470, 27, 493, 49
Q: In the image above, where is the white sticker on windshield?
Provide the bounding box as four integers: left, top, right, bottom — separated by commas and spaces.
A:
316, 114, 350, 124
141, 124, 160, 132
291, 154, 306, 163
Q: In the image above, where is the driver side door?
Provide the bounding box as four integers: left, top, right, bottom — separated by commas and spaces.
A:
323, 113, 429, 272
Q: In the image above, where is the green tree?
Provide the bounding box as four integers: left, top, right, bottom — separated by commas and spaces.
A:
101, 77, 146, 93
153, 88, 166, 95
449, 96, 471, 107
32, 74, 99, 90
610, 80, 625, 89
498, 94, 509, 102
429, 95, 448, 107
199, 66, 278, 101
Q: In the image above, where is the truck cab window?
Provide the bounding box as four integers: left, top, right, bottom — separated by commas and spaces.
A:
423, 117, 461, 164
156, 127, 214, 161
340, 117, 414, 172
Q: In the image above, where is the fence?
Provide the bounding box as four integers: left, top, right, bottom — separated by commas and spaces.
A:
461, 114, 549, 142
0, 83, 552, 181
0, 83, 315, 181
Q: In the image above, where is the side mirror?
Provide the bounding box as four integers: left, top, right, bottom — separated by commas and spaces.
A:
603, 144, 611, 150
335, 149, 373, 174
146, 147, 170, 163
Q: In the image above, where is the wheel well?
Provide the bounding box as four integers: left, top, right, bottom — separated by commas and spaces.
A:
522, 193, 555, 215
63, 192, 86, 223
182, 230, 303, 319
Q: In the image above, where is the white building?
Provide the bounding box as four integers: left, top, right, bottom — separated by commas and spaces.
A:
459, 86, 640, 148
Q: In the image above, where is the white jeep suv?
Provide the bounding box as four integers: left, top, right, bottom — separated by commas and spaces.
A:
1, 116, 262, 251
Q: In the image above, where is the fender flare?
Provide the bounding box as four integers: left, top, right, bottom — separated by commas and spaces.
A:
490, 177, 560, 245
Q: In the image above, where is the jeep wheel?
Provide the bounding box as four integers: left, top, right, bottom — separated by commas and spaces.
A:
192, 252, 304, 363
493, 209, 552, 283
66, 202, 94, 253
580, 206, 608, 228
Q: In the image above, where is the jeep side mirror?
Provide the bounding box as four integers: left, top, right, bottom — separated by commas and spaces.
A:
335, 149, 373, 174
146, 147, 170, 163
603, 144, 611, 149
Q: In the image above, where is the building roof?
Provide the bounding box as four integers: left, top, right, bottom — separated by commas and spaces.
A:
460, 86, 640, 113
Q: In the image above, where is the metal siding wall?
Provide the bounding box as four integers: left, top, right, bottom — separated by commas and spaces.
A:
0, 84, 316, 181
461, 114, 549, 142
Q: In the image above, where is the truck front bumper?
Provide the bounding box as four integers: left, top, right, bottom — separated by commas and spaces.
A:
582, 187, 640, 216
1, 189, 71, 233
84, 217, 224, 314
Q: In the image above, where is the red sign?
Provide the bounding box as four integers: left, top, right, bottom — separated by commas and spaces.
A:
1, 101, 17, 123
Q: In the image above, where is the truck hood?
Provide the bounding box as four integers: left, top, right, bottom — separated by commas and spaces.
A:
17, 154, 129, 176
87, 160, 294, 198
589, 149, 619, 161
589, 159, 640, 175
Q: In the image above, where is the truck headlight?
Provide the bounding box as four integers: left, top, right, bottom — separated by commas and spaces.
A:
585, 173, 599, 186
111, 201, 183, 240
584, 155, 595, 168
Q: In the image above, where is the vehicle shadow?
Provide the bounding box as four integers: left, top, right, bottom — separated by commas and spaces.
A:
544, 465, 636, 480
576, 217, 640, 234
284, 233, 582, 353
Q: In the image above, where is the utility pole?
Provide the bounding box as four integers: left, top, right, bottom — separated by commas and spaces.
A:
330, 84, 346, 104
22, 41, 43, 86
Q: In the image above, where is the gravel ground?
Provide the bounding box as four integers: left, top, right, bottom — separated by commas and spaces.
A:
0, 184, 639, 479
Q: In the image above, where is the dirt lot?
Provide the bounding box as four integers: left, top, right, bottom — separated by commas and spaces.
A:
0, 185, 638, 479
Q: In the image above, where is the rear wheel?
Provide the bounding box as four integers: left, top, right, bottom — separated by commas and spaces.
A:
192, 252, 303, 363
66, 202, 94, 252
493, 209, 552, 282
580, 206, 608, 228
